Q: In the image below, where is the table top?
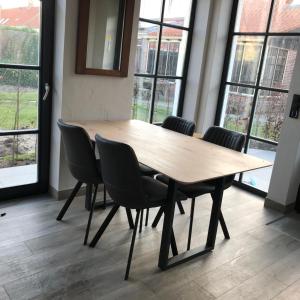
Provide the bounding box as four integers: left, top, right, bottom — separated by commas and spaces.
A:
68, 120, 272, 184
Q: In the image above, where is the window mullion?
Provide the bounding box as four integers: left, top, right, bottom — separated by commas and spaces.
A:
244, 0, 276, 153
149, 0, 166, 123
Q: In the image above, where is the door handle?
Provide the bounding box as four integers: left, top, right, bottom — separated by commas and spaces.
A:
43, 83, 50, 101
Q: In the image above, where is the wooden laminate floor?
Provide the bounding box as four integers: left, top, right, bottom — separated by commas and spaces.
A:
0, 187, 300, 300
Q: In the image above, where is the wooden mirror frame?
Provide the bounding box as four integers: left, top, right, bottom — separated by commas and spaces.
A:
76, 0, 135, 77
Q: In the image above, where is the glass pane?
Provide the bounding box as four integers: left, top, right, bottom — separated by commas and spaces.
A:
0, 0, 41, 65
132, 77, 153, 122
234, 0, 271, 32
227, 36, 264, 86
157, 27, 188, 76
220, 85, 255, 134
270, 0, 300, 33
0, 69, 39, 131
139, 0, 163, 21
260, 36, 300, 90
242, 140, 276, 192
251, 90, 288, 142
135, 22, 159, 74
0, 134, 38, 188
163, 0, 193, 27
153, 79, 181, 123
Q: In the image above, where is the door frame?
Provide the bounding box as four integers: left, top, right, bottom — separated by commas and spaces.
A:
0, 0, 55, 200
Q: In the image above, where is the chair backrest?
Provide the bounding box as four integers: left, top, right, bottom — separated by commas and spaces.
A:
203, 126, 245, 187
203, 126, 245, 152
162, 116, 195, 136
57, 119, 101, 184
95, 134, 146, 209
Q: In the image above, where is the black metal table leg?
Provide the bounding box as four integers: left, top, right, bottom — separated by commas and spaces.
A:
158, 177, 225, 270
158, 179, 177, 270
206, 177, 225, 248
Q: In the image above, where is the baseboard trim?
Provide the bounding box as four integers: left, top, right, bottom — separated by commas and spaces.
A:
264, 197, 295, 214
49, 184, 104, 200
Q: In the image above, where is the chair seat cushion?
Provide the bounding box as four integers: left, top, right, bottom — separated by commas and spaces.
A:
139, 163, 157, 176
156, 174, 216, 198
141, 176, 187, 208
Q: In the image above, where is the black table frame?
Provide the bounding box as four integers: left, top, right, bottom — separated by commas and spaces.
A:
158, 177, 225, 270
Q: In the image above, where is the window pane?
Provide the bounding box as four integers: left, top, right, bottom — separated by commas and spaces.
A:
157, 27, 188, 76
260, 36, 300, 90
0, 134, 38, 188
251, 90, 288, 142
0, 69, 39, 131
234, 0, 271, 32
242, 140, 276, 192
0, 1, 40, 65
270, 0, 300, 33
220, 85, 255, 134
227, 36, 264, 86
132, 77, 153, 122
139, 0, 162, 21
135, 22, 159, 74
163, 0, 192, 27
153, 79, 181, 123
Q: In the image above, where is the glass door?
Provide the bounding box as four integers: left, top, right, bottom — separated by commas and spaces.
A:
0, 0, 54, 199
215, 0, 300, 195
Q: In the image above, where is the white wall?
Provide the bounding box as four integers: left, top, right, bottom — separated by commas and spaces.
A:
267, 48, 300, 209
50, 0, 140, 194
183, 0, 233, 134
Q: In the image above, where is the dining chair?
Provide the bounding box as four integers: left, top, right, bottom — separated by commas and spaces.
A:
90, 134, 187, 280
56, 120, 134, 245
153, 126, 245, 250
140, 116, 196, 226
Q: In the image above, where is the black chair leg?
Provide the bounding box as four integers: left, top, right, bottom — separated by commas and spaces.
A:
151, 206, 164, 228
152, 202, 185, 228
139, 209, 144, 233
85, 184, 93, 211
90, 205, 120, 247
145, 208, 149, 226
125, 210, 140, 280
56, 181, 82, 221
219, 211, 230, 239
125, 208, 134, 229
177, 200, 185, 214
187, 197, 195, 250
84, 184, 98, 245
103, 185, 107, 208
171, 228, 178, 256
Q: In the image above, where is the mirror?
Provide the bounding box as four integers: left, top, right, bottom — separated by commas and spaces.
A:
76, 0, 135, 77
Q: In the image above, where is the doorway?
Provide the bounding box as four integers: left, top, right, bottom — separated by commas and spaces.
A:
215, 0, 300, 194
0, 0, 54, 199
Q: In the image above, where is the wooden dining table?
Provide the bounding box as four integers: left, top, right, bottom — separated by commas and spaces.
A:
68, 119, 272, 270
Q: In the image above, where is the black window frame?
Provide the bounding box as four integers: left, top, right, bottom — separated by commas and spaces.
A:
133, 0, 197, 123
0, 0, 55, 200
215, 0, 300, 196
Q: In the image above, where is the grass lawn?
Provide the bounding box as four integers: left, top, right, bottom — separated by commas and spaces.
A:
132, 103, 172, 123
0, 90, 38, 130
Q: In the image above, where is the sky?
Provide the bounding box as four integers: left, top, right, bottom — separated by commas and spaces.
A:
0, 0, 39, 9
140, 0, 191, 21
291, 0, 300, 5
